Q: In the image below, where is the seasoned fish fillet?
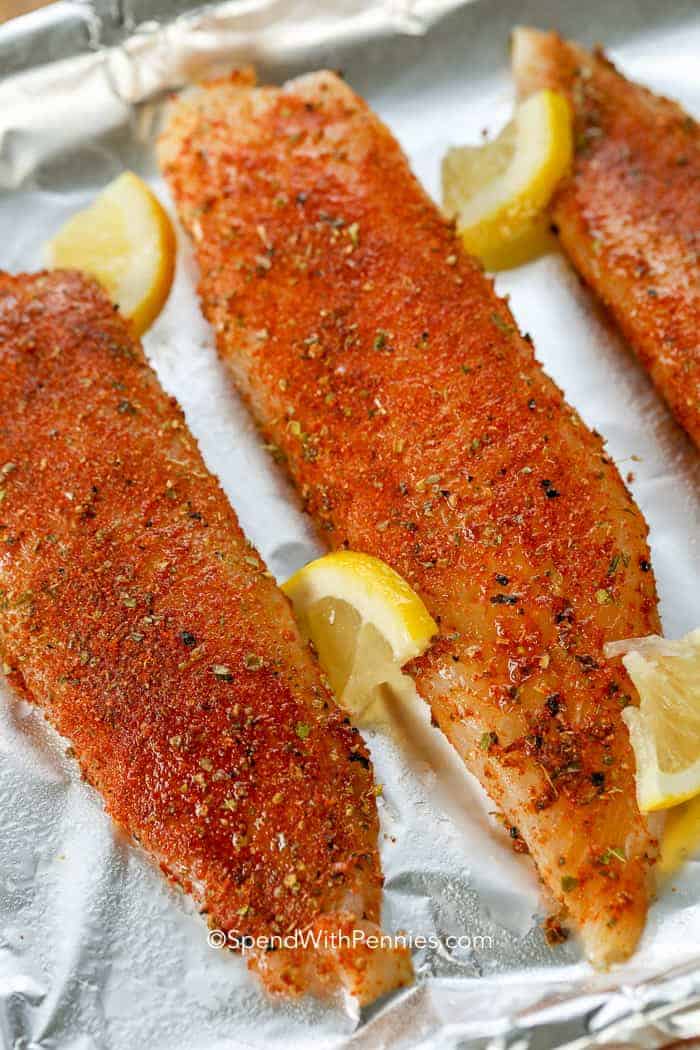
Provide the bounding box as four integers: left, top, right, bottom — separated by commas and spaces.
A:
160, 71, 664, 966
0, 270, 412, 1002
513, 27, 700, 448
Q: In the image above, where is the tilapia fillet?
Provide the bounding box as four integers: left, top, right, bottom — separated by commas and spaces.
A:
513, 27, 700, 448
160, 71, 664, 965
0, 270, 412, 1002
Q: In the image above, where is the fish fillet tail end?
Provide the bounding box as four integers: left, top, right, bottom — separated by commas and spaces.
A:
250, 912, 413, 1004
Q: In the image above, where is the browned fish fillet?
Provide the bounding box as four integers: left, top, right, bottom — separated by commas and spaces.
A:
0, 269, 412, 1002
159, 70, 663, 966
513, 27, 700, 447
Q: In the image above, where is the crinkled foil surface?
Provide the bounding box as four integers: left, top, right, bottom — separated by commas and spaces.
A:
1, 1, 699, 1047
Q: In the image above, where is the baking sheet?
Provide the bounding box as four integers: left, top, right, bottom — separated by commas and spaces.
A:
1, 1, 699, 1047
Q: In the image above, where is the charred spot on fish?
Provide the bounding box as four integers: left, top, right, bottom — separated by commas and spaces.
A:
491, 593, 518, 605
544, 916, 569, 945
545, 695, 561, 717
541, 479, 560, 498
508, 825, 528, 852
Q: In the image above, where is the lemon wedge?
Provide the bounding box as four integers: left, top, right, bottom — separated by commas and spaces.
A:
283, 551, 437, 721
442, 89, 572, 270
45, 172, 175, 336
604, 629, 700, 812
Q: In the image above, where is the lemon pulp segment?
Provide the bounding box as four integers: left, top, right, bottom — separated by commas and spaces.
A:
605, 629, 700, 813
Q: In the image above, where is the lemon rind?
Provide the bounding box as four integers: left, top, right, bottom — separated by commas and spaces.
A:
446, 89, 572, 272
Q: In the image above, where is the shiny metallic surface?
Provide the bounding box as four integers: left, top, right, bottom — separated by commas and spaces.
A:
0, 2, 699, 1047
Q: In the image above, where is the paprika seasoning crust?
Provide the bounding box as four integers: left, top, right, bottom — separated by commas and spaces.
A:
0, 269, 412, 1002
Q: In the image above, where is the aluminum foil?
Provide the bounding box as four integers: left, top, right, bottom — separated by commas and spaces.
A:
1, 1, 700, 1047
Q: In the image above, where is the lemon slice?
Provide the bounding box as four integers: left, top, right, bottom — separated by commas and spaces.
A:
45, 172, 175, 336
604, 629, 700, 812
283, 551, 437, 721
442, 89, 572, 270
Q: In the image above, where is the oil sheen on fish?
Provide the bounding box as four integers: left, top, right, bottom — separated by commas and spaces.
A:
513, 27, 700, 448
159, 71, 661, 965
0, 270, 412, 1002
